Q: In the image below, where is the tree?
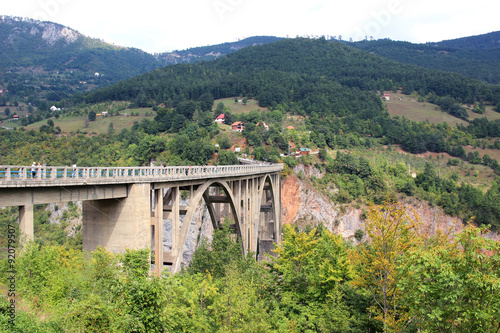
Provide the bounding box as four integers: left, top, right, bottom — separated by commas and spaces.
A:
217, 150, 238, 165
214, 102, 225, 117
188, 222, 243, 278
399, 223, 500, 332
350, 202, 421, 332
107, 122, 115, 135
198, 93, 214, 112
318, 148, 328, 160
269, 225, 353, 331
4, 107, 10, 116
216, 134, 232, 150
177, 100, 197, 119
88, 110, 96, 121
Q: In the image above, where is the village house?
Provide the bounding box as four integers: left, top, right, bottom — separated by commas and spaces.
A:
299, 148, 310, 155
231, 121, 245, 132
215, 113, 225, 124
383, 94, 391, 100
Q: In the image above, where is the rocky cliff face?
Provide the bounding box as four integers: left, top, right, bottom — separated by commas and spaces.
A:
2, 16, 80, 47
281, 165, 500, 242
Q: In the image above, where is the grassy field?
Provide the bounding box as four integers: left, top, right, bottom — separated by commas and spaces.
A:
384, 91, 500, 126
25, 108, 155, 134
466, 105, 500, 122
215, 98, 268, 114
383, 92, 469, 126
357, 146, 495, 191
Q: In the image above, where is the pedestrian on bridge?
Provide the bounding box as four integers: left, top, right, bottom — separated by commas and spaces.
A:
31, 162, 37, 179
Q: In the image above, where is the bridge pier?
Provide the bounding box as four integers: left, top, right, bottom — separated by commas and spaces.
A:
82, 183, 151, 253
19, 204, 34, 242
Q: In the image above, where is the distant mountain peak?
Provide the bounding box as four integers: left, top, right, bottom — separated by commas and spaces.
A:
156, 36, 282, 65
2, 15, 80, 47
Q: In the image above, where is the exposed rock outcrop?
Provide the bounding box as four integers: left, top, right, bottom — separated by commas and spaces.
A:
281, 170, 499, 242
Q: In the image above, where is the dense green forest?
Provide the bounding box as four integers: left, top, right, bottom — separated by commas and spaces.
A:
350, 37, 500, 84
1, 203, 499, 332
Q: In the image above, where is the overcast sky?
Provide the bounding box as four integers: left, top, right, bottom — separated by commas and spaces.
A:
2, 0, 499, 53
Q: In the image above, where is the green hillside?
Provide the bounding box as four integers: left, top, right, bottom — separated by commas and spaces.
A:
351, 32, 500, 84
0, 16, 161, 105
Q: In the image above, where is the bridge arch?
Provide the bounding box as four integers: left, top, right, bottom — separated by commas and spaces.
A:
167, 179, 243, 273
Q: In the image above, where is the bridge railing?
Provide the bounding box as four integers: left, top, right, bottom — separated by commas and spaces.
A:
0, 164, 283, 183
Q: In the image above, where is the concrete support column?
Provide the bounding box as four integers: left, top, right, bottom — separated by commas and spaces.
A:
233, 180, 241, 239
170, 187, 180, 257
153, 188, 163, 276
19, 204, 34, 242
242, 180, 249, 253
83, 183, 151, 253
274, 173, 282, 244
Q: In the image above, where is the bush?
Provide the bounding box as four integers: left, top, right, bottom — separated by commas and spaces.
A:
354, 229, 364, 241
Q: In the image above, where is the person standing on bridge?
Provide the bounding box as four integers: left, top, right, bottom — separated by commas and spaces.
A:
31, 162, 37, 179
72, 163, 77, 178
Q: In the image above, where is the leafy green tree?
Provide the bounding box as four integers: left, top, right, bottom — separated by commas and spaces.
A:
350, 203, 421, 332
88, 110, 96, 121
188, 222, 244, 278
217, 150, 238, 165
399, 224, 500, 332
177, 100, 197, 119
214, 101, 225, 116
216, 134, 232, 149
269, 225, 353, 332
107, 122, 114, 135
198, 93, 214, 112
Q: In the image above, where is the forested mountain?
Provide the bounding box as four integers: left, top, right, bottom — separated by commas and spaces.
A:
84, 37, 499, 116
435, 30, 500, 49
156, 36, 282, 65
0, 16, 161, 104
350, 31, 500, 84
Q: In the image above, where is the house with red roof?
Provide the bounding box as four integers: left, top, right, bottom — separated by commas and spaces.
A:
215, 113, 225, 124
231, 121, 245, 132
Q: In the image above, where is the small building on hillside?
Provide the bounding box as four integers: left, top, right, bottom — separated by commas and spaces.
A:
299, 148, 310, 155
12, 115, 18, 121
50, 105, 61, 111
256, 121, 269, 130
215, 113, 225, 124
382, 94, 390, 100
286, 126, 295, 130
231, 121, 245, 132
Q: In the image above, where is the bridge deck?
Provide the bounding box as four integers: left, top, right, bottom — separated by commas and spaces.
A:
0, 164, 283, 188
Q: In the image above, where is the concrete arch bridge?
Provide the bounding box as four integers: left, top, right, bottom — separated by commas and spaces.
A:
0, 164, 283, 275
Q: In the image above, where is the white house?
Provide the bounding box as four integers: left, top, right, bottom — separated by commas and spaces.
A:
215, 113, 225, 124
50, 105, 61, 111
